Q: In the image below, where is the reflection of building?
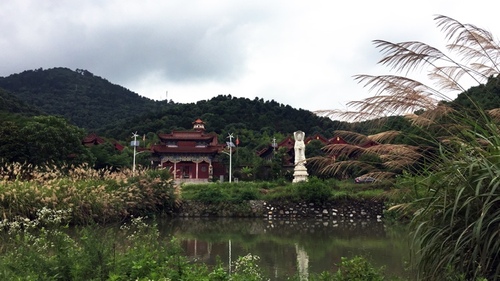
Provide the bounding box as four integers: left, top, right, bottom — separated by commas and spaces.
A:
182, 239, 212, 261
150, 119, 226, 182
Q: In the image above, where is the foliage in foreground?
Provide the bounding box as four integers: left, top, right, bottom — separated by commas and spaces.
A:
315, 15, 500, 280
0, 163, 176, 224
0, 215, 236, 280
0, 214, 395, 281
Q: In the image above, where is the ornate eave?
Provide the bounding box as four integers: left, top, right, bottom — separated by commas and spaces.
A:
160, 154, 213, 163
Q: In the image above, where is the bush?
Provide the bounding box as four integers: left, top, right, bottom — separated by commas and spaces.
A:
295, 177, 334, 204
235, 188, 259, 202
192, 186, 229, 204
332, 256, 385, 281
144, 168, 171, 181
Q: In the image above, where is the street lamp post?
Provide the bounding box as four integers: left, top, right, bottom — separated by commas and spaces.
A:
225, 133, 236, 183
130, 132, 140, 175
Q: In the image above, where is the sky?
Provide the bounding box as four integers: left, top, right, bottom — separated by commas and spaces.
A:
1, 0, 499, 113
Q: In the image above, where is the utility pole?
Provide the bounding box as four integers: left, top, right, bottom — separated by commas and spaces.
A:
131, 132, 139, 175
226, 133, 235, 183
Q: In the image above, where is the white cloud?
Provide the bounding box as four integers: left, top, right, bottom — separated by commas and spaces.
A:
0, 0, 499, 113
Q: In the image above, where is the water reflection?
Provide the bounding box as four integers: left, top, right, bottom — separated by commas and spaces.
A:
158, 218, 412, 280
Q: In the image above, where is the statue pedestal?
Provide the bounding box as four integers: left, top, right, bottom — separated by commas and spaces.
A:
293, 165, 309, 183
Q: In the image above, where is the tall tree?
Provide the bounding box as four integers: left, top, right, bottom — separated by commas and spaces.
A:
1, 116, 93, 167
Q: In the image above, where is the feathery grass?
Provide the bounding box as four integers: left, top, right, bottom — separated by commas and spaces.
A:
0, 163, 176, 224
314, 15, 500, 280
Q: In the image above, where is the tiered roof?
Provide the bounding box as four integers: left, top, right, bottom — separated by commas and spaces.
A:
150, 119, 224, 155
82, 133, 105, 146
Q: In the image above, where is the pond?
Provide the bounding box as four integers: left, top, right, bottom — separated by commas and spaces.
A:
157, 217, 413, 280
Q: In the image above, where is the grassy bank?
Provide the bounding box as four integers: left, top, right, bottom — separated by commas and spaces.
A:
180, 177, 394, 204
1, 162, 407, 224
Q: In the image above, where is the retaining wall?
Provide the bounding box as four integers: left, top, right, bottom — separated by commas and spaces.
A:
176, 199, 384, 221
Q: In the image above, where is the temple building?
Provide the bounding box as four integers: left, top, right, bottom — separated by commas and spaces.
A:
257, 135, 295, 167
257, 133, 360, 166
82, 133, 125, 151
150, 119, 227, 182
257, 133, 334, 166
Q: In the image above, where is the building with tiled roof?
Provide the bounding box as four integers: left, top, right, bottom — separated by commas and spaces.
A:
150, 119, 226, 182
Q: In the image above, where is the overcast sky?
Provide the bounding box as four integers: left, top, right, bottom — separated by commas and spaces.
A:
1, 0, 498, 112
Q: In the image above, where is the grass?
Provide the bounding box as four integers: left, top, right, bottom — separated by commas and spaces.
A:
180, 177, 395, 204
0, 163, 176, 224
314, 14, 500, 280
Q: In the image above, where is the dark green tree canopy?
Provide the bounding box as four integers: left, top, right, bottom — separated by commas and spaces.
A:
0, 115, 93, 167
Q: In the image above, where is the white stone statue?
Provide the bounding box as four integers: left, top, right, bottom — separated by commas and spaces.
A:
294, 130, 306, 166
293, 130, 308, 183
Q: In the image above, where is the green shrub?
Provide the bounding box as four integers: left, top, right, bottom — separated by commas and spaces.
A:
295, 177, 333, 204
235, 188, 259, 202
193, 186, 230, 204
0, 164, 177, 224
332, 256, 385, 281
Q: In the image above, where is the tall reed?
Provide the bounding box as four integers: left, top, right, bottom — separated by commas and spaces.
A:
0, 163, 176, 224
314, 15, 500, 280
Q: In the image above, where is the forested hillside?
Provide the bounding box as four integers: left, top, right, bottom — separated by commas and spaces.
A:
0, 88, 41, 116
0, 68, 350, 147
105, 95, 351, 141
0, 67, 163, 131
450, 75, 500, 110
4, 67, 497, 150
1, 67, 499, 177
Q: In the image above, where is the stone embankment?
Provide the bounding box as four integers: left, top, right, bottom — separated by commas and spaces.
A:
176, 199, 384, 221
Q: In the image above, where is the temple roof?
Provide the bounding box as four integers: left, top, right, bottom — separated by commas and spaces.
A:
82, 133, 105, 145
152, 120, 224, 156
305, 133, 329, 144
150, 145, 222, 154
256, 135, 294, 156
328, 136, 349, 145
192, 118, 204, 125
158, 131, 217, 142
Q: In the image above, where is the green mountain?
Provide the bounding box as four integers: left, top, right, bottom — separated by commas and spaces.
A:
450, 75, 500, 110
0, 68, 349, 144
0, 87, 41, 116
110, 94, 354, 145
0, 67, 163, 131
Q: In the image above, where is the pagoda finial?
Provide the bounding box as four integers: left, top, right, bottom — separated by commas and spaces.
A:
192, 118, 205, 131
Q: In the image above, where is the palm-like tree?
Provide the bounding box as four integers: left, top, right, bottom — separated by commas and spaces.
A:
314, 15, 500, 280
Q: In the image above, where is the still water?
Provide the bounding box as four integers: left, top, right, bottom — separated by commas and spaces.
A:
157, 217, 412, 280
